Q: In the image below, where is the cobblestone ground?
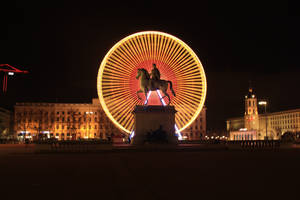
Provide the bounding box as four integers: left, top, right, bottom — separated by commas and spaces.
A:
0, 149, 299, 200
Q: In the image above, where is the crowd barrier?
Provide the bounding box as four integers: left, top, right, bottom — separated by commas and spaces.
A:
227, 140, 282, 150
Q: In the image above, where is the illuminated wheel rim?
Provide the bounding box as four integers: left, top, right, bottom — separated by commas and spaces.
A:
97, 31, 207, 134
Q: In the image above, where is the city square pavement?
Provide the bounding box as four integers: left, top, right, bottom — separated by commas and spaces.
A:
0, 148, 299, 200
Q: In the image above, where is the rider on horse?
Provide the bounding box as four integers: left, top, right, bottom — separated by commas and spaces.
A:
136, 67, 176, 104
150, 63, 160, 89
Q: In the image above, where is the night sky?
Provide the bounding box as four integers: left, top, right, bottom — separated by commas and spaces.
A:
1, 1, 296, 130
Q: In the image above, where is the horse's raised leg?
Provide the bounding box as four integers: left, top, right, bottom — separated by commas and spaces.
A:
144, 88, 149, 100
162, 90, 171, 105
137, 89, 143, 100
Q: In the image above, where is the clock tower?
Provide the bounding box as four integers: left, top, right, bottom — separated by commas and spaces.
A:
244, 87, 259, 130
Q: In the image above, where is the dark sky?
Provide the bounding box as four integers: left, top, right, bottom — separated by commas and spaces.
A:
1, 1, 296, 130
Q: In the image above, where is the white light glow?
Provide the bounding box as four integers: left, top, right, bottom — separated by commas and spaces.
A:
156, 90, 167, 106
20, 131, 30, 134
175, 124, 183, 140
258, 101, 267, 105
130, 131, 135, 139
8, 72, 14, 76
42, 131, 50, 134
156, 90, 183, 140
144, 91, 152, 105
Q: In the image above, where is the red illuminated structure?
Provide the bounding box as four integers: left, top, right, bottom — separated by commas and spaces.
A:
97, 31, 207, 134
0, 64, 29, 93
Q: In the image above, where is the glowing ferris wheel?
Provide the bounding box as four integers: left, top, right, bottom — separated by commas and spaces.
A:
97, 31, 207, 134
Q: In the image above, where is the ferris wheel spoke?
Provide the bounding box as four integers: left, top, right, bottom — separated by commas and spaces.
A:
124, 41, 143, 65
114, 101, 137, 123
110, 50, 134, 67
165, 43, 181, 66
121, 41, 142, 64
105, 63, 132, 75
169, 49, 190, 69
175, 97, 200, 108
173, 98, 198, 115
115, 47, 139, 68
161, 37, 173, 65
131, 39, 145, 64
138, 36, 150, 62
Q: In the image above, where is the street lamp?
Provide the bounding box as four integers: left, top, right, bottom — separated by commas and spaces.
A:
258, 101, 268, 140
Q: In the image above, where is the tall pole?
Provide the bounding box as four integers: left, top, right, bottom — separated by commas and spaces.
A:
259, 101, 268, 140
265, 104, 267, 140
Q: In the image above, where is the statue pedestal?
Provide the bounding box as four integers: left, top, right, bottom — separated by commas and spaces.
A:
131, 105, 178, 145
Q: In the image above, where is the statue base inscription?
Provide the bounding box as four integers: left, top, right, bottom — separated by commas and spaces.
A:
131, 105, 178, 145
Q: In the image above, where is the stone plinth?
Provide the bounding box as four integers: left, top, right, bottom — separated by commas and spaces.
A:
131, 105, 178, 145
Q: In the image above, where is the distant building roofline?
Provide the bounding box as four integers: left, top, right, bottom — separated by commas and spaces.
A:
227, 108, 300, 121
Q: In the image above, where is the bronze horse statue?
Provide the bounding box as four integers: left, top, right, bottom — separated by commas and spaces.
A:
136, 68, 176, 105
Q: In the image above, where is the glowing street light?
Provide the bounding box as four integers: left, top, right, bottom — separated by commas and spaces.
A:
258, 101, 267, 106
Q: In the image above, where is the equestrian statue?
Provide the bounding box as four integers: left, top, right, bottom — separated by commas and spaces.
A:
136, 63, 176, 105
